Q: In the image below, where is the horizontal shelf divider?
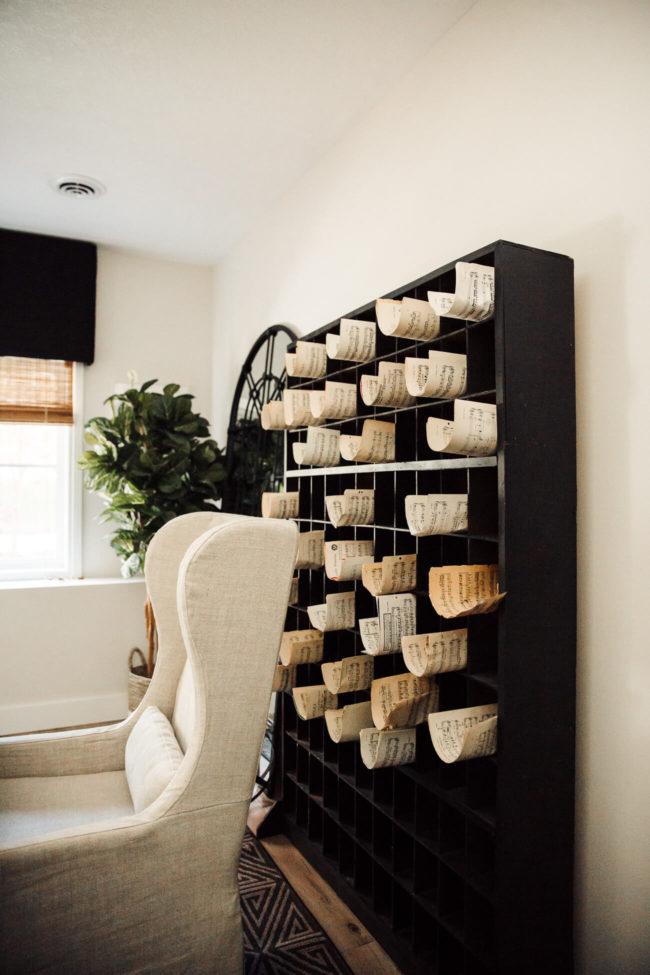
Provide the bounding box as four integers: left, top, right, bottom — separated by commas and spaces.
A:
286, 456, 498, 478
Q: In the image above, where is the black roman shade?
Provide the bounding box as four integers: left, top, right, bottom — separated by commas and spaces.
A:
0, 228, 97, 364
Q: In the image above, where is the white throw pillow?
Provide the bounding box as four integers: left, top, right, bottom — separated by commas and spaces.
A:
125, 705, 184, 813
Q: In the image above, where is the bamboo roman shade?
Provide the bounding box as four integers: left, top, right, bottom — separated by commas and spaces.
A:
0, 356, 74, 424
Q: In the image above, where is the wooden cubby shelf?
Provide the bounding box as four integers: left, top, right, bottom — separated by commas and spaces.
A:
272, 240, 576, 975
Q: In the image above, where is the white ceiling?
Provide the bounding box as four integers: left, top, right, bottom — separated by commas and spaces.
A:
0, 0, 476, 265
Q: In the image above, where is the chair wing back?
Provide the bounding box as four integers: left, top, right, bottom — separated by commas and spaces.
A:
172, 513, 297, 813
143, 511, 224, 719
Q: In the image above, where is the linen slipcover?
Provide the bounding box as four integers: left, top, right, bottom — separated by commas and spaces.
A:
0, 511, 298, 974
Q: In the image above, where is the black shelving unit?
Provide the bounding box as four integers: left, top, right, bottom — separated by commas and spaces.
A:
273, 240, 576, 974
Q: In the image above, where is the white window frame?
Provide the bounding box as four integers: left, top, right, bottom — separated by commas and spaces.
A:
0, 364, 83, 581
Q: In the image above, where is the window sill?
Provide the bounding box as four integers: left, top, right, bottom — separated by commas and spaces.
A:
0, 576, 146, 591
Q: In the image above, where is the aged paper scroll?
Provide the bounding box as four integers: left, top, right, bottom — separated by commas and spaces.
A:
308, 591, 356, 631
272, 664, 298, 692
402, 628, 468, 676
324, 539, 374, 581
293, 684, 338, 720
289, 576, 298, 605
285, 340, 327, 379
326, 319, 376, 362
404, 350, 467, 400
360, 727, 416, 769
321, 655, 374, 694
283, 389, 326, 428
428, 262, 495, 322
426, 400, 497, 457
325, 700, 373, 743
370, 673, 439, 730
360, 361, 415, 409
310, 381, 357, 420
361, 554, 417, 596
279, 629, 324, 665
295, 530, 325, 570
262, 491, 299, 519
325, 488, 374, 527
405, 494, 468, 536
359, 592, 417, 655
429, 564, 505, 618
261, 400, 290, 430
375, 296, 440, 341
292, 426, 340, 466
428, 704, 498, 763
340, 419, 395, 463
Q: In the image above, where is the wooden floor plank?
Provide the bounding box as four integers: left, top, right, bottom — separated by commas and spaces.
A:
342, 940, 405, 975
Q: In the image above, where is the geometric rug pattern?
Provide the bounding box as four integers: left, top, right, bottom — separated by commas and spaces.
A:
238, 829, 354, 974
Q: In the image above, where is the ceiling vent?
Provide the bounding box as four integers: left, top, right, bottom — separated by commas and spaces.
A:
53, 175, 106, 198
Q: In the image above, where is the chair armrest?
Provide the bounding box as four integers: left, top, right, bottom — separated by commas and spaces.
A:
0, 719, 133, 778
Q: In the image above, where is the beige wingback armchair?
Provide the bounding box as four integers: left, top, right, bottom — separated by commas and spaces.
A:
0, 511, 298, 974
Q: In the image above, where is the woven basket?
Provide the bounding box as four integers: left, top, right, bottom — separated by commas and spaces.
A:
128, 647, 150, 712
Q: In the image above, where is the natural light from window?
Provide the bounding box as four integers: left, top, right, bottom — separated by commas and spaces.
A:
0, 357, 81, 582
0, 423, 73, 577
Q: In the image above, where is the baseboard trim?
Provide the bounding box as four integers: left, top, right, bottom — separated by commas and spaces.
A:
0, 692, 128, 736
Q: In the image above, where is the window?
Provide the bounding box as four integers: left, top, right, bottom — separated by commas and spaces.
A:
0, 357, 82, 580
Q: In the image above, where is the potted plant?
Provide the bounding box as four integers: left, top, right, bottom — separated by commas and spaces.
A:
79, 379, 226, 686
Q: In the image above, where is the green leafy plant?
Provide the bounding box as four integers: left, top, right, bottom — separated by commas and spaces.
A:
79, 380, 226, 578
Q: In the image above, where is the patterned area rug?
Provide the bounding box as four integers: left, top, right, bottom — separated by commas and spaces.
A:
238, 829, 354, 974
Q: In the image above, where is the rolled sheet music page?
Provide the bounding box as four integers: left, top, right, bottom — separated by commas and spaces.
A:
404, 350, 467, 400
360, 727, 416, 769
285, 340, 327, 379
325, 701, 374, 743
322, 655, 374, 694
426, 399, 497, 457
293, 684, 338, 720
326, 318, 376, 362
295, 530, 325, 570
325, 488, 374, 527
272, 664, 298, 692
429, 564, 506, 618
375, 296, 440, 341
324, 539, 374, 581
362, 553, 417, 596
283, 389, 326, 428
292, 425, 340, 466
359, 592, 417, 655
288, 577, 299, 605
405, 494, 468, 536
428, 262, 495, 322
262, 491, 299, 519
360, 361, 416, 409
428, 704, 498, 763
402, 628, 468, 676
310, 381, 357, 420
261, 400, 290, 430
340, 419, 395, 463
279, 629, 324, 665
370, 673, 439, 730
308, 591, 356, 631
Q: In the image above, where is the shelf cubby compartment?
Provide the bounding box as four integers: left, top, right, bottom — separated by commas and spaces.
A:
307, 798, 323, 844
392, 771, 416, 828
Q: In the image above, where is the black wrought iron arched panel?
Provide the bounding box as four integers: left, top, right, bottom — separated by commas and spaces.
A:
221, 324, 297, 515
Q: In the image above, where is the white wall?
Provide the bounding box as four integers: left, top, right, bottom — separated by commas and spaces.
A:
0, 578, 146, 734
1, 249, 214, 734
85, 247, 215, 576
211, 1, 650, 972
